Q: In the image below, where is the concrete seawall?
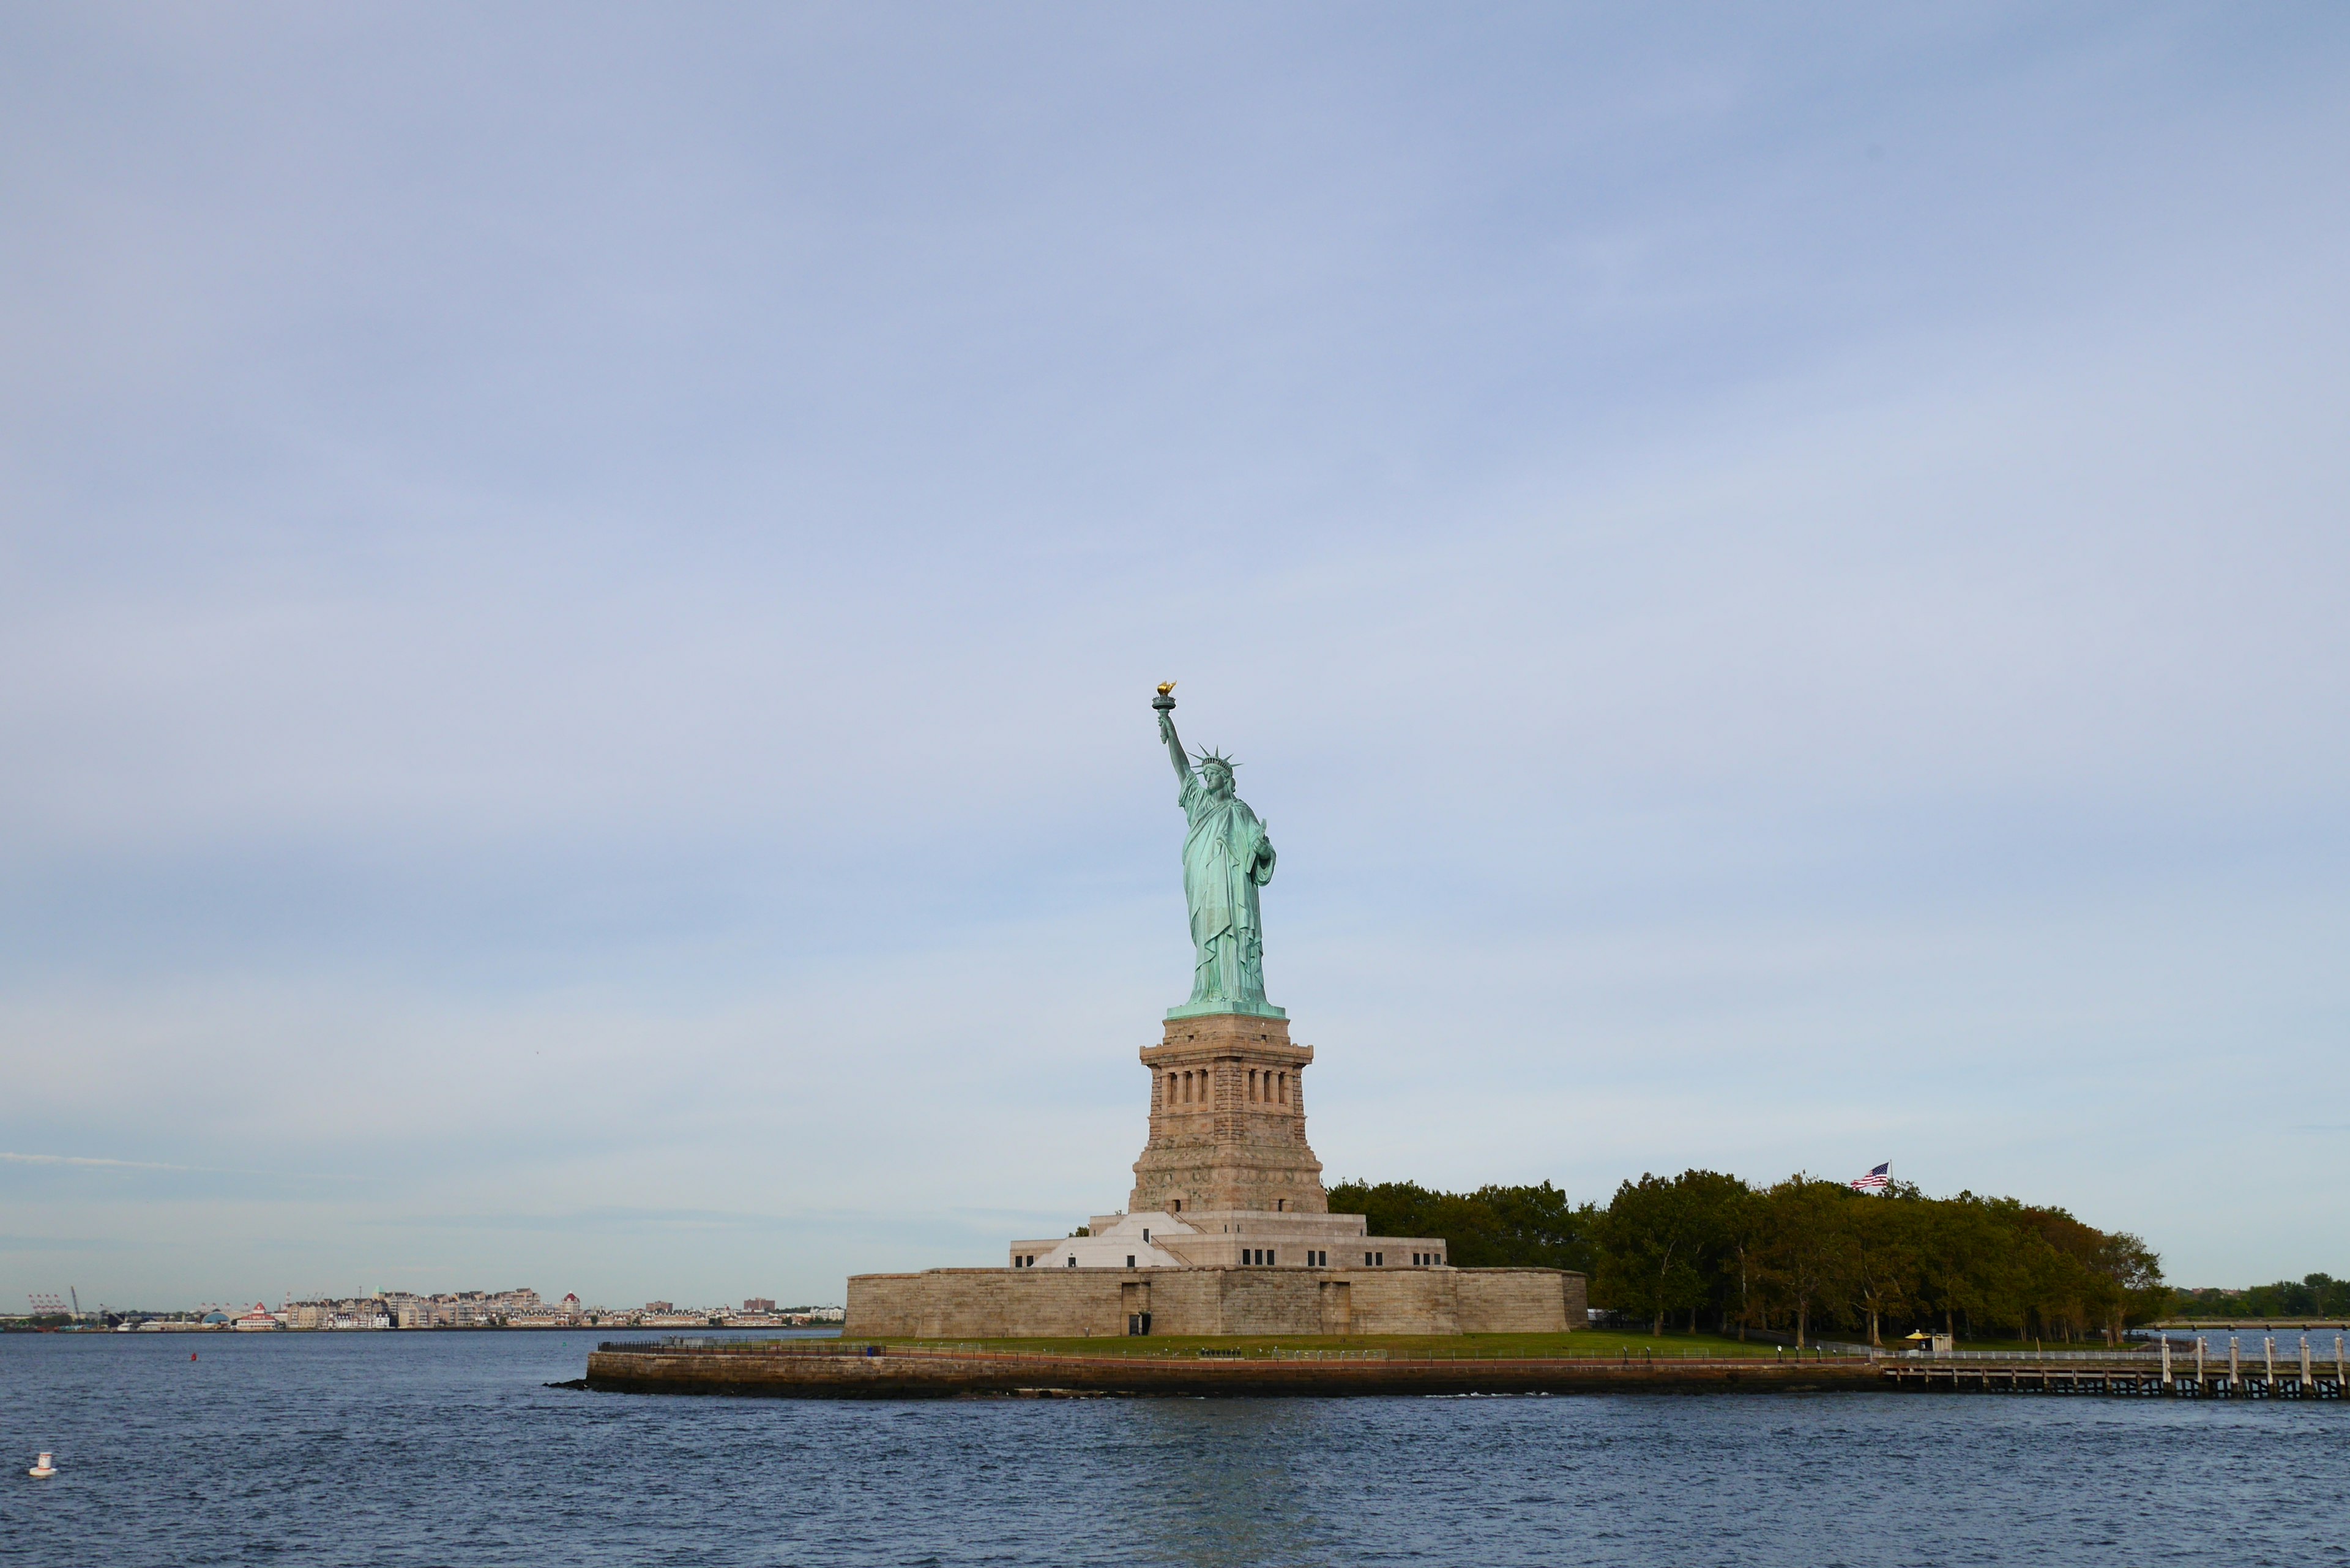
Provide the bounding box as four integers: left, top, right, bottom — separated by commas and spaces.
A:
583, 1343, 1876, 1398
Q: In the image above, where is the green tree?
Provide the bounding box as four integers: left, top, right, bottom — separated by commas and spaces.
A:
1712, 1182, 1770, 1340
2005, 1203, 2132, 1343
1324, 1179, 1598, 1271
1758, 1176, 1857, 1348
2087, 1228, 2163, 1343
1848, 1192, 1920, 1347
1331, 1170, 2176, 1349
1911, 1193, 2007, 1340
2174, 1274, 2346, 1320
1668, 1170, 1755, 1333
1468, 1182, 1600, 1273
1594, 1171, 1734, 1335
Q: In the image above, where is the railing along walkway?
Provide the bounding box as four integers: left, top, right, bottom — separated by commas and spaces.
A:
1885, 1334, 2347, 1400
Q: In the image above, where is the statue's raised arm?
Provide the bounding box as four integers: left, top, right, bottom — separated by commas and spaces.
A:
1158, 706, 1194, 786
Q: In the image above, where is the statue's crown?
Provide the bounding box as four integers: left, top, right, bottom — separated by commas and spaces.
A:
1193, 747, 1239, 772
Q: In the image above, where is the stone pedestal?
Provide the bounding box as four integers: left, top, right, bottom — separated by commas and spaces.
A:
841, 1003, 1588, 1340
1129, 1012, 1326, 1216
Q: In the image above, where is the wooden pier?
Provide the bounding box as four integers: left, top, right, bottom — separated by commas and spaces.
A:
1883, 1334, 2348, 1400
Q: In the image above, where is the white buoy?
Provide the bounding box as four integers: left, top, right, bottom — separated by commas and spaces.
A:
28, 1451, 57, 1478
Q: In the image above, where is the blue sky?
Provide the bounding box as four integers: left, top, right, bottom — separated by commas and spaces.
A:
4, 4, 2346, 1310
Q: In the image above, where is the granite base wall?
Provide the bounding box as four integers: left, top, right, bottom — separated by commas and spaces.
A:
843, 1266, 1585, 1338
584, 1344, 1875, 1398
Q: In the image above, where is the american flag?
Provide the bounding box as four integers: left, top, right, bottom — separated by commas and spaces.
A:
1849, 1162, 1890, 1193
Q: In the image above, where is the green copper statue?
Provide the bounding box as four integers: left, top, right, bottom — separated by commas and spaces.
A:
1154, 684, 1284, 1020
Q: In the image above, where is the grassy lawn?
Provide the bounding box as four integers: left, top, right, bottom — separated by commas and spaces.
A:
864, 1329, 1786, 1359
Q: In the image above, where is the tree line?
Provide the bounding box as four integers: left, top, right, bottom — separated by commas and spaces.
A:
2171, 1275, 2349, 1319
1327, 1171, 2170, 1346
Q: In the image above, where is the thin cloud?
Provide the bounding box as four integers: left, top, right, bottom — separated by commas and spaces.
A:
0, 1151, 360, 1180
2, 1151, 210, 1171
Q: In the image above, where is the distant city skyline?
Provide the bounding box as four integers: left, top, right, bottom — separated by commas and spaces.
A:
4, 5, 2346, 1304
12, 1286, 843, 1327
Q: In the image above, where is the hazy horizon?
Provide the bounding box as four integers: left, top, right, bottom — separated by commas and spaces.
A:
6, 4, 2347, 1310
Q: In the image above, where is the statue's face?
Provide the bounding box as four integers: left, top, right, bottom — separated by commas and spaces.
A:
1203, 763, 1233, 796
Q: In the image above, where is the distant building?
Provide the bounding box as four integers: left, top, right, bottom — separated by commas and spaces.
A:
744, 1297, 775, 1313
269, 1286, 711, 1331
368, 1287, 548, 1329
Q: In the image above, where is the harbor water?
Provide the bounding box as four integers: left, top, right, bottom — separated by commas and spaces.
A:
4, 1329, 2346, 1566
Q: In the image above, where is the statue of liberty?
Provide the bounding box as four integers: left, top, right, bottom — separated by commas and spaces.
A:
1154, 685, 1283, 1020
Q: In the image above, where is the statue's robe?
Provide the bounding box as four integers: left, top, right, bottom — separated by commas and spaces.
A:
1178, 771, 1276, 1007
